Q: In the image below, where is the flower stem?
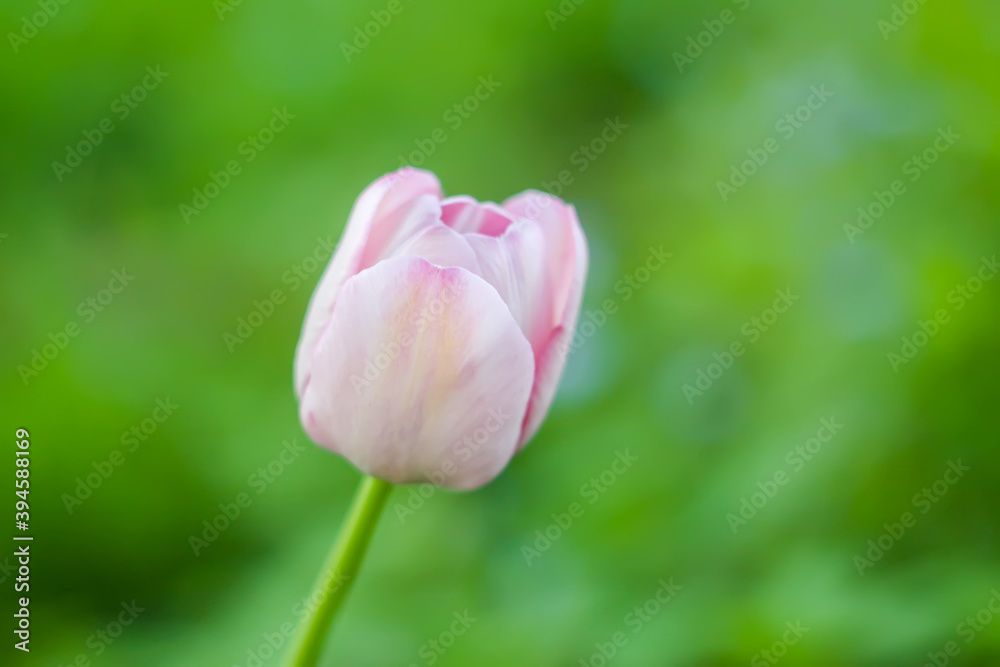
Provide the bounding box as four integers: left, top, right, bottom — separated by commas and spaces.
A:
286, 475, 392, 667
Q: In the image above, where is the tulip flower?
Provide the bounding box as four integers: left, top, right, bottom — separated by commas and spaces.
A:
286, 168, 587, 666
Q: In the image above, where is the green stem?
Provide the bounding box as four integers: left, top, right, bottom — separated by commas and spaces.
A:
286, 475, 392, 667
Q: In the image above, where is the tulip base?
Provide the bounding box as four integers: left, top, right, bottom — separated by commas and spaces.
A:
285, 475, 392, 667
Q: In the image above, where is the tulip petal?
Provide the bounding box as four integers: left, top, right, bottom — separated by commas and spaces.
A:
517, 215, 588, 447
294, 168, 442, 398
299, 255, 534, 489
388, 224, 482, 275
463, 222, 549, 351
465, 192, 580, 357
441, 196, 515, 237
492, 191, 588, 448
502, 191, 580, 325
359, 193, 443, 269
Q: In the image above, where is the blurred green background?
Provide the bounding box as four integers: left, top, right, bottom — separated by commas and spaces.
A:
2, 0, 999, 665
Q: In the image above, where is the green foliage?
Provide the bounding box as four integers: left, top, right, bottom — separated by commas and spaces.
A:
1, 0, 998, 664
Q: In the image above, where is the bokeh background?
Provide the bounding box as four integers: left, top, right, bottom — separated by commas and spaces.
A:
2, 0, 999, 665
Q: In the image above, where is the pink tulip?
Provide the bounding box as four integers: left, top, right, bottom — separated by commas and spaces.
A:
294, 168, 588, 490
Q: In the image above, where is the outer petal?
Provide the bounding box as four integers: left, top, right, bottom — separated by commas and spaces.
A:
464, 192, 580, 357
299, 255, 534, 490
294, 168, 442, 398
502, 191, 579, 326
501, 192, 589, 448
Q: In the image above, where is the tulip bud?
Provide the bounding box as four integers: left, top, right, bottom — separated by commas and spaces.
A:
295, 168, 588, 490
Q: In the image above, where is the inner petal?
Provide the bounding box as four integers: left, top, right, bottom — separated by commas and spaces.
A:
441, 196, 515, 237
388, 224, 482, 276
